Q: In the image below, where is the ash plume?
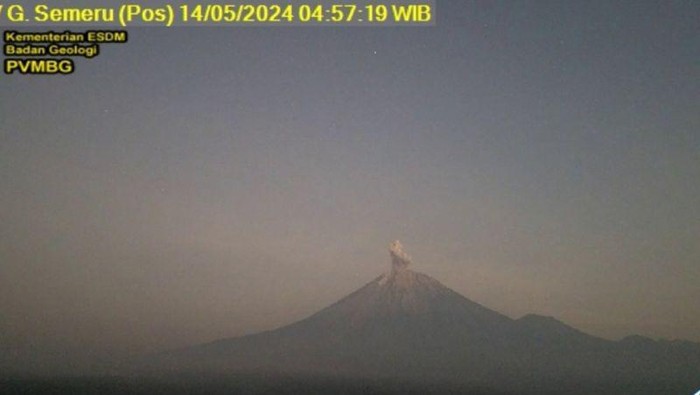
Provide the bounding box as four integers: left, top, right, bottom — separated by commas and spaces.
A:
389, 240, 411, 269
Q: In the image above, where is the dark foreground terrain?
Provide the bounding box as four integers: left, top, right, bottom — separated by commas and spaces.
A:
1, 374, 696, 395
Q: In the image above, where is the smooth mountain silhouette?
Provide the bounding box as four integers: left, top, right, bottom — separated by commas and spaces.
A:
136, 241, 700, 394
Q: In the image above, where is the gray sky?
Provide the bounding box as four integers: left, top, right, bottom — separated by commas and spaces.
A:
1, 0, 699, 372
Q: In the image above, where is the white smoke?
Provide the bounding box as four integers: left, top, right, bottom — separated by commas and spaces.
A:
389, 240, 411, 268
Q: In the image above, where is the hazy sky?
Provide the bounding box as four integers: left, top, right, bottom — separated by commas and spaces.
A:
1, 0, 699, 372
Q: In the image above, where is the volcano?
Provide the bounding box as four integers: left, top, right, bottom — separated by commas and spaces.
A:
141, 242, 700, 393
